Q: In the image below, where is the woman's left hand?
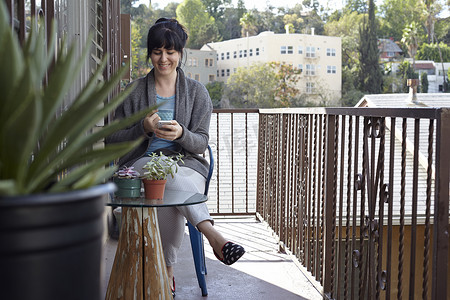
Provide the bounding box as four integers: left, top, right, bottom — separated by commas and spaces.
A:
154, 120, 183, 141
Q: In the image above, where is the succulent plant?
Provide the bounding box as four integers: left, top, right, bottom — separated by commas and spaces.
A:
0, 3, 154, 196
115, 166, 140, 179
141, 152, 184, 181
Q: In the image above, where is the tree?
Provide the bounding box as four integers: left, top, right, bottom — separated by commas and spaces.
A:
417, 42, 450, 61
269, 62, 302, 107
205, 81, 225, 108
421, 72, 429, 93
424, 0, 442, 43
131, 21, 150, 79
358, 0, 383, 94
397, 60, 418, 92
379, 0, 426, 42
176, 0, 219, 49
224, 63, 277, 108
240, 12, 258, 37
401, 21, 422, 70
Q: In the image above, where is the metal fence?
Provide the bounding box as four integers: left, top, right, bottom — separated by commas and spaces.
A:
256, 107, 449, 300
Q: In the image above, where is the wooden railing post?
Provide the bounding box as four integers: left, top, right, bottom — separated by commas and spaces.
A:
323, 114, 337, 299
432, 108, 450, 299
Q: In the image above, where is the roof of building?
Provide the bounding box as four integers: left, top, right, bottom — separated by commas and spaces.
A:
356, 93, 450, 108
378, 38, 402, 53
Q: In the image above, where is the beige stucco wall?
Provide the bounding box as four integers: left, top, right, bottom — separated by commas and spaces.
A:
204, 31, 342, 105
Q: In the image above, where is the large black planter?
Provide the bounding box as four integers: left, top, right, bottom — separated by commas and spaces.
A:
0, 183, 115, 300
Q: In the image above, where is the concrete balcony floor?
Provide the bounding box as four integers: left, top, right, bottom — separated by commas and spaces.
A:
102, 217, 322, 300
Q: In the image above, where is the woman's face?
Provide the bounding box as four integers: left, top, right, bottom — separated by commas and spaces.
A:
150, 47, 181, 77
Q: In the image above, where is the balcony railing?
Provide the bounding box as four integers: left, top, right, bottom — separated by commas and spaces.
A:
209, 108, 449, 300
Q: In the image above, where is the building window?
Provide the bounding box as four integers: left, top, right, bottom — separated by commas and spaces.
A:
204, 58, 213, 67
287, 46, 293, 54
217, 70, 219, 77
209, 75, 215, 82
221, 53, 224, 60
187, 72, 192, 78
256, 48, 260, 56
244, 49, 247, 57
221, 69, 225, 77
298, 64, 303, 73
192, 58, 198, 67
226, 52, 230, 59
306, 46, 316, 58
306, 64, 315, 76
226, 69, 230, 76
249, 49, 253, 56
281, 46, 287, 54
239, 50, 243, 58
233, 51, 237, 58
206, 59, 214, 67
326, 48, 336, 56
195, 74, 200, 81
306, 82, 315, 94
327, 65, 336, 74
298, 46, 303, 54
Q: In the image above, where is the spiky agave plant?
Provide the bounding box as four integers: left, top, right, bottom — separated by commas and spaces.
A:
0, 2, 152, 195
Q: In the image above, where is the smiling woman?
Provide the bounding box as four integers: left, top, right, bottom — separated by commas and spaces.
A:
105, 17, 245, 296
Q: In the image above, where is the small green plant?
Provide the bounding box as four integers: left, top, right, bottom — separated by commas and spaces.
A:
141, 152, 184, 180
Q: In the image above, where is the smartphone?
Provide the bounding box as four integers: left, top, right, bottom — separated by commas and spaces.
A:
157, 120, 172, 128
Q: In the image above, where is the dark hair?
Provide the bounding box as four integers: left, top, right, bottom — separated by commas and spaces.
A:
146, 18, 188, 63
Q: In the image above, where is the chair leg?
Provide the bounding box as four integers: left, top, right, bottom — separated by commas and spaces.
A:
188, 222, 208, 296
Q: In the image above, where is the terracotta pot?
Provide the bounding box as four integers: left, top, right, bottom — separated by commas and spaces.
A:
142, 179, 167, 200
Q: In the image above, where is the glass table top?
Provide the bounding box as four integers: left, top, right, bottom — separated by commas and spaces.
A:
106, 189, 207, 208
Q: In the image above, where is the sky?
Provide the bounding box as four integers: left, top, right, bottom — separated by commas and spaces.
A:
137, 0, 448, 17
138, 0, 349, 11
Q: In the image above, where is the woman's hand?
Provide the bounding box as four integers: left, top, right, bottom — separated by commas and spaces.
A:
154, 120, 183, 141
143, 110, 160, 133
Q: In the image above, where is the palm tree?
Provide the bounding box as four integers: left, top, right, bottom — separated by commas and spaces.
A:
401, 21, 421, 70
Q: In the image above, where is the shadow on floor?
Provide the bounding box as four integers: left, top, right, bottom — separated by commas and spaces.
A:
102, 217, 322, 300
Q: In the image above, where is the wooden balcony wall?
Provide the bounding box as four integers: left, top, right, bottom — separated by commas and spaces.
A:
256, 107, 450, 300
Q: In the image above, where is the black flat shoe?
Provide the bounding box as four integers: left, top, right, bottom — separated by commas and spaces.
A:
171, 277, 176, 298
214, 241, 245, 265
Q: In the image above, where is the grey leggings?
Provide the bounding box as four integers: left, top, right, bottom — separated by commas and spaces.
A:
132, 157, 213, 266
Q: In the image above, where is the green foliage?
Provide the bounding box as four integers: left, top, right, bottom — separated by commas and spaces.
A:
176, 0, 219, 49
435, 16, 450, 44
421, 72, 429, 93
358, 0, 383, 94
401, 21, 423, 64
324, 11, 364, 69
0, 3, 155, 195
417, 42, 450, 62
205, 81, 225, 108
397, 60, 419, 92
379, 0, 426, 42
224, 63, 277, 108
269, 62, 302, 107
141, 152, 184, 180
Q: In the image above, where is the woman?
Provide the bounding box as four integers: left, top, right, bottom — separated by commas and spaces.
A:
105, 18, 245, 296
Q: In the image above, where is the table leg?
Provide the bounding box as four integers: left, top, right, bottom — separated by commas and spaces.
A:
105, 207, 172, 299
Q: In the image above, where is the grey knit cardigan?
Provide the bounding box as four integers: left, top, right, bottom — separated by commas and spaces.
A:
105, 68, 213, 178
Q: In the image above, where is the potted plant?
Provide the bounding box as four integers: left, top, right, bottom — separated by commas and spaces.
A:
141, 152, 184, 200
0, 4, 154, 300
113, 166, 141, 198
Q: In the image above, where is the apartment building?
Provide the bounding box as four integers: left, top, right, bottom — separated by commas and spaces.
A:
202, 30, 342, 104
181, 48, 218, 86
